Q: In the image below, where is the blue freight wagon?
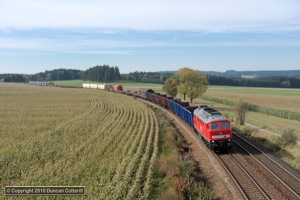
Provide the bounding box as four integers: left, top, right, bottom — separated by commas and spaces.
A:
170, 100, 198, 127
146, 92, 153, 101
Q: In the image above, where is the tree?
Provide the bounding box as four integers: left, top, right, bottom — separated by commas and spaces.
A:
174, 68, 208, 102
162, 77, 178, 97
235, 99, 248, 125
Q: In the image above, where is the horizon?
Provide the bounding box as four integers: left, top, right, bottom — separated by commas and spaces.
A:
1, 0, 300, 74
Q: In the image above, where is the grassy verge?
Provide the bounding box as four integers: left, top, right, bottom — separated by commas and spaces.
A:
151, 108, 214, 199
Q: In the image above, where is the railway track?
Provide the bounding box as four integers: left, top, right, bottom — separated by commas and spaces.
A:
137, 96, 300, 199
218, 133, 300, 200
217, 153, 269, 199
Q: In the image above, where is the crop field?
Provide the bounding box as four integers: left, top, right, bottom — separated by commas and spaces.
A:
0, 83, 158, 199
53, 80, 163, 92
205, 86, 300, 113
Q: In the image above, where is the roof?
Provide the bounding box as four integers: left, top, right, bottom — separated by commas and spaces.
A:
138, 88, 154, 93
194, 105, 228, 123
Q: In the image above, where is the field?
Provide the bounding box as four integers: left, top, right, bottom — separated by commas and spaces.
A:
206, 86, 300, 113
0, 83, 158, 199
53, 80, 163, 92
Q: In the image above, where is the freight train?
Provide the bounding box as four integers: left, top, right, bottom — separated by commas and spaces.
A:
82, 83, 123, 92
138, 88, 233, 151
79, 84, 232, 151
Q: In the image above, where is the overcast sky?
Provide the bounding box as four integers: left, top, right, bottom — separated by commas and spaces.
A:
0, 0, 300, 74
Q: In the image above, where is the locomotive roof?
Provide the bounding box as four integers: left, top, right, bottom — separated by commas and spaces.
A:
194, 105, 228, 123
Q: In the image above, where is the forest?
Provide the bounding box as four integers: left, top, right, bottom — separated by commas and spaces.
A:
207, 75, 300, 88
0, 69, 82, 82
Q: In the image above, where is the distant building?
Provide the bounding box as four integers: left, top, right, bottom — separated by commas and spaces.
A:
241, 75, 257, 79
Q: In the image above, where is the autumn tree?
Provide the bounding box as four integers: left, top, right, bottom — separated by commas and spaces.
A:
175, 68, 208, 102
162, 77, 178, 97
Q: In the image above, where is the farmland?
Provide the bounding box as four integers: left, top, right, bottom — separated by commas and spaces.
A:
0, 83, 158, 199
205, 86, 300, 113
53, 80, 163, 92
51, 81, 300, 170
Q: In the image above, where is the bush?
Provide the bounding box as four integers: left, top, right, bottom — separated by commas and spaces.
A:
276, 128, 298, 147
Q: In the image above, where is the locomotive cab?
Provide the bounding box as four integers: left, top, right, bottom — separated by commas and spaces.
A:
207, 121, 232, 150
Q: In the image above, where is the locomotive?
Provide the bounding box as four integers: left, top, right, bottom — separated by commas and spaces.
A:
194, 106, 232, 150
138, 88, 232, 151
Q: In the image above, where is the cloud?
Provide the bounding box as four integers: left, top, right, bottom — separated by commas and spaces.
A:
0, 0, 299, 32
1, 29, 300, 57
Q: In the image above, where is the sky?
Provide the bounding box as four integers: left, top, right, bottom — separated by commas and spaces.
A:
0, 0, 300, 74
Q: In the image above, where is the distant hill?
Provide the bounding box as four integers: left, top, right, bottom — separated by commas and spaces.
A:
158, 70, 300, 78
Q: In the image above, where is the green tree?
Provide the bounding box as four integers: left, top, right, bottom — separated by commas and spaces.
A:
162, 77, 178, 97
174, 68, 208, 102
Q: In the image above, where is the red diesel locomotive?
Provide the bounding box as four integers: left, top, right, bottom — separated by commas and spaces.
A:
193, 105, 232, 150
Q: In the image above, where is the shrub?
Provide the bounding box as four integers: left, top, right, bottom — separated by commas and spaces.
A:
276, 128, 298, 147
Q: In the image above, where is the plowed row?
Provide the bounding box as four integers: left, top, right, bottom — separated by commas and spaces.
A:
0, 83, 158, 199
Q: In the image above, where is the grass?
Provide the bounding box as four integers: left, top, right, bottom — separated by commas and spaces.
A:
151, 108, 214, 199
0, 83, 158, 199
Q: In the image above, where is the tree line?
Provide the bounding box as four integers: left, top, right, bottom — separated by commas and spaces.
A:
207, 75, 300, 88
0, 66, 120, 83
81, 65, 121, 82
121, 71, 173, 84
0, 69, 82, 82
2, 66, 300, 89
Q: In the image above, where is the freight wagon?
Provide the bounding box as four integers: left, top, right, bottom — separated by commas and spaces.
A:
138, 88, 154, 99
98, 84, 108, 90
82, 84, 90, 88
113, 85, 123, 92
